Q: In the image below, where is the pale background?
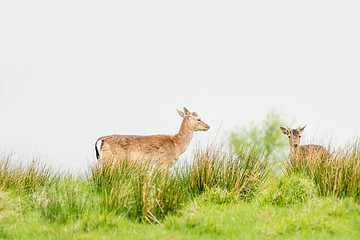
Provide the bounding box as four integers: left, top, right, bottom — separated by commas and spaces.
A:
1, 1, 359, 173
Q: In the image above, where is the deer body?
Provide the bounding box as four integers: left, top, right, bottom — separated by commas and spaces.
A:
280, 126, 329, 165
290, 144, 327, 155
95, 108, 210, 167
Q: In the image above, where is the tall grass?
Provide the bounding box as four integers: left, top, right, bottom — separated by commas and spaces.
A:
3, 140, 359, 227
179, 146, 271, 201
88, 146, 271, 222
0, 154, 51, 192
89, 157, 188, 223
285, 141, 360, 201
0, 146, 273, 224
31, 175, 96, 224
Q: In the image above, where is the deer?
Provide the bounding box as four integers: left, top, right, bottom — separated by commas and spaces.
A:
280, 125, 330, 167
95, 107, 210, 169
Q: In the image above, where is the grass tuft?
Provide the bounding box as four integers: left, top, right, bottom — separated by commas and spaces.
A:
261, 174, 317, 206
0, 154, 51, 192
285, 141, 360, 201
179, 146, 270, 201
89, 157, 188, 223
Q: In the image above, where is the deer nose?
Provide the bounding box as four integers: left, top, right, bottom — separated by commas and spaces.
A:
294, 143, 298, 147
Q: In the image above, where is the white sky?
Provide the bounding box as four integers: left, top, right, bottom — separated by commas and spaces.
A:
1, 1, 359, 173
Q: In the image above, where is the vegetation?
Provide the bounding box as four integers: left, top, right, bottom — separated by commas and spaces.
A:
261, 174, 317, 206
0, 112, 360, 239
0, 141, 360, 239
178, 146, 270, 201
89, 157, 188, 223
229, 109, 290, 164
285, 140, 360, 201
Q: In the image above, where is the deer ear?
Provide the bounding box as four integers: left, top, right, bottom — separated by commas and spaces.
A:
299, 125, 307, 133
177, 109, 185, 118
280, 127, 289, 135
183, 107, 191, 116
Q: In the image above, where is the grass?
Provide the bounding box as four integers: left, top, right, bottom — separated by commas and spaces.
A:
165, 195, 360, 240
0, 154, 50, 192
1, 191, 360, 239
261, 174, 317, 206
285, 141, 360, 201
177, 146, 270, 200
0, 143, 360, 239
89, 157, 188, 223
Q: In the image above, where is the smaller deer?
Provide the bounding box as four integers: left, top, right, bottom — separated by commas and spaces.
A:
280, 125, 330, 166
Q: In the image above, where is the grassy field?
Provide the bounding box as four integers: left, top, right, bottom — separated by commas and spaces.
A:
1, 144, 360, 239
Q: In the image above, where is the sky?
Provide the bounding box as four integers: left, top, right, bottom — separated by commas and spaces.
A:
1, 1, 359, 173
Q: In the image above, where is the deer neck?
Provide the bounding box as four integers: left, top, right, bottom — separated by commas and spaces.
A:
289, 146, 301, 155
174, 118, 194, 155
287, 147, 297, 162
290, 147, 294, 154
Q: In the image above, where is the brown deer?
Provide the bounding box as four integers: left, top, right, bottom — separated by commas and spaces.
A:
95, 107, 210, 168
280, 125, 330, 167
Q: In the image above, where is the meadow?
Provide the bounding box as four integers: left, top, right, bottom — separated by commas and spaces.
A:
1, 140, 360, 240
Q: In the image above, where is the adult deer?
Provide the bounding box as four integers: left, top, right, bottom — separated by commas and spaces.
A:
280, 125, 330, 166
95, 107, 210, 168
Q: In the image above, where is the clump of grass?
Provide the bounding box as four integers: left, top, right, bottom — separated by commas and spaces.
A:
285, 147, 330, 176
0, 154, 51, 192
0, 190, 21, 221
89, 157, 188, 223
0, 154, 94, 225
31, 176, 93, 224
261, 174, 317, 206
317, 142, 360, 200
285, 141, 360, 201
201, 186, 239, 204
180, 146, 270, 201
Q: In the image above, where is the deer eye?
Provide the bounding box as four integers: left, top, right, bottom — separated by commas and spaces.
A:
288, 136, 290, 138
299, 136, 301, 138
197, 119, 201, 122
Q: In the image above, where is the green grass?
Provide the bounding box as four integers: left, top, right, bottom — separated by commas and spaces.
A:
0, 144, 360, 239
1, 191, 360, 239
166, 196, 360, 240
261, 174, 317, 207
285, 141, 360, 201
177, 146, 270, 200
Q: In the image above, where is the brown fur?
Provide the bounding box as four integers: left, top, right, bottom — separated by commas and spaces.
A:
280, 125, 330, 165
96, 107, 210, 167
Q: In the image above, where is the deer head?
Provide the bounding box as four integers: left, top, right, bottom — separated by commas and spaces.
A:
280, 125, 306, 149
177, 107, 210, 131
